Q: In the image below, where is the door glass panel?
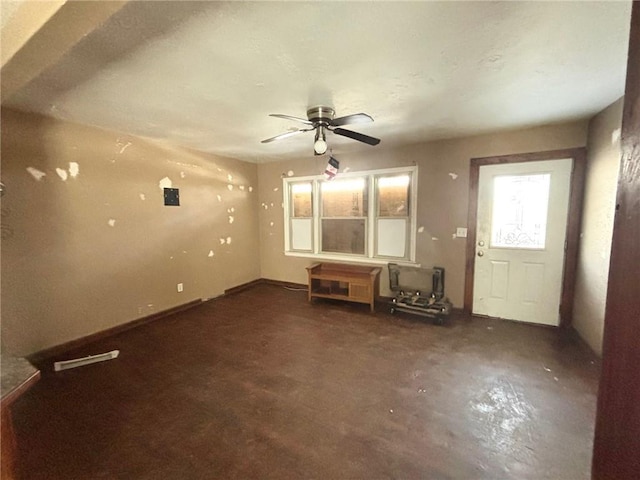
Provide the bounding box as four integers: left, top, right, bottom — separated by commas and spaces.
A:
491, 173, 550, 249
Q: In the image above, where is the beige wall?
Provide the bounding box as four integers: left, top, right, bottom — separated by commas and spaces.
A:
257, 121, 588, 305
1, 109, 260, 356
0, 108, 592, 356
573, 98, 623, 356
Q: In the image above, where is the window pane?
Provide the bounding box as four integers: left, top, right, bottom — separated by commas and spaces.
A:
377, 218, 407, 257
291, 218, 312, 251
291, 183, 312, 218
491, 174, 550, 249
321, 219, 366, 255
321, 178, 367, 217
378, 175, 410, 217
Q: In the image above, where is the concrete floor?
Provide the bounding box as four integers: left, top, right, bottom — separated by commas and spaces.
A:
12, 284, 600, 479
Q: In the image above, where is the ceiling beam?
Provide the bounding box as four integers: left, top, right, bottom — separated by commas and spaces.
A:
1, 0, 129, 104
1, 0, 66, 67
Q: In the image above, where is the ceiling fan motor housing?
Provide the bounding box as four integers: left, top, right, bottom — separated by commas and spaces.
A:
307, 106, 335, 125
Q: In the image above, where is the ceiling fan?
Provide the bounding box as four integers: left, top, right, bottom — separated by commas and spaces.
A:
261, 106, 381, 155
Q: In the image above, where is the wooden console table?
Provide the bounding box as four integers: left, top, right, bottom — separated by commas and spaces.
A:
1, 355, 41, 480
306, 262, 381, 312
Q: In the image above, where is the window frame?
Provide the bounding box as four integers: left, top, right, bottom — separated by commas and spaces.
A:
283, 166, 418, 265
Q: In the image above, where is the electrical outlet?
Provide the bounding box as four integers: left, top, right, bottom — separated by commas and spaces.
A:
177, 283, 183, 292
456, 227, 468, 238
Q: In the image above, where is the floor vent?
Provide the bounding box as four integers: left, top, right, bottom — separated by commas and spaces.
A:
54, 350, 120, 372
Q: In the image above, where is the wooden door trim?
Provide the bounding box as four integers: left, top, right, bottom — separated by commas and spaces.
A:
592, 2, 640, 477
463, 147, 587, 328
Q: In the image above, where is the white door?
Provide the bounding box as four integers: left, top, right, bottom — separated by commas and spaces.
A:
472, 158, 573, 326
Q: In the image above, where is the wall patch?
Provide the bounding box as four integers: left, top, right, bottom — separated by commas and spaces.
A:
69, 162, 80, 178
159, 177, 172, 190
26, 167, 46, 181
56, 168, 68, 181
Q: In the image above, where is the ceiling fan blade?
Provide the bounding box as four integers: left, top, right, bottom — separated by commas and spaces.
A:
330, 113, 373, 127
332, 127, 381, 146
261, 128, 312, 144
269, 114, 313, 125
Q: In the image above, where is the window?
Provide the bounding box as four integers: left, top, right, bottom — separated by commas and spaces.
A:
283, 166, 417, 263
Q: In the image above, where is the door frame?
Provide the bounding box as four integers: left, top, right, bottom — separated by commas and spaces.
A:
463, 148, 587, 328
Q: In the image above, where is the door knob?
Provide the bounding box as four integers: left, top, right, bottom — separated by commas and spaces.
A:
477, 251, 484, 257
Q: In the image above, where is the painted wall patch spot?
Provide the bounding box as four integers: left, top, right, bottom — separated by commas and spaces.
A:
448, 172, 459, 180
611, 127, 621, 145
208, 250, 215, 257
139, 193, 146, 201
227, 184, 234, 191
117, 141, 132, 154
56, 168, 68, 181
26, 167, 46, 181
239, 185, 245, 191
226, 237, 232, 244
228, 216, 234, 224
69, 162, 80, 178
180, 171, 186, 178
219, 238, 226, 245
217, 195, 222, 202
159, 177, 172, 190
108, 219, 116, 227
227, 174, 233, 181
287, 170, 294, 177
248, 186, 253, 192
418, 226, 425, 233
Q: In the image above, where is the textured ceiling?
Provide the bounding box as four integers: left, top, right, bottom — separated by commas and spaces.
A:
1, 1, 633, 163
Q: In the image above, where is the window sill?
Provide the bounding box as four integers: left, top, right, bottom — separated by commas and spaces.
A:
284, 251, 420, 267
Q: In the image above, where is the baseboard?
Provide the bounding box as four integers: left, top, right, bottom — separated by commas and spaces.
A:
28, 299, 203, 366
224, 278, 264, 296
224, 278, 308, 295
261, 278, 308, 290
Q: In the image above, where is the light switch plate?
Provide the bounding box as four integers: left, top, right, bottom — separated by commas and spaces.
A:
456, 227, 468, 238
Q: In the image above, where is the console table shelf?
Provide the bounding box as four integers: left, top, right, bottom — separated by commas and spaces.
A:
306, 262, 381, 312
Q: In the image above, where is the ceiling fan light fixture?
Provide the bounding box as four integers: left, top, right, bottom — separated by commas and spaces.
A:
314, 127, 328, 155
262, 106, 380, 152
